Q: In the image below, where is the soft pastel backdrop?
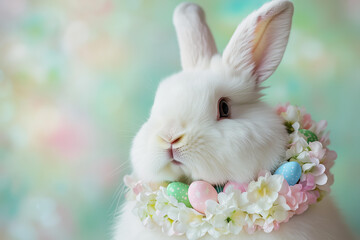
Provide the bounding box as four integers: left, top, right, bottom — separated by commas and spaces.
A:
0, 0, 359, 239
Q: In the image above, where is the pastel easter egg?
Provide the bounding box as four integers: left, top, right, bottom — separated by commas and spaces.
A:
299, 129, 318, 143
223, 181, 248, 193
166, 182, 192, 208
274, 161, 302, 186
188, 181, 218, 214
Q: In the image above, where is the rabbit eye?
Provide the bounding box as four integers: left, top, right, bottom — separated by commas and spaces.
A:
218, 98, 230, 119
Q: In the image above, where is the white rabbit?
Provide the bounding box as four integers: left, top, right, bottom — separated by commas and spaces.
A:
114, 1, 354, 239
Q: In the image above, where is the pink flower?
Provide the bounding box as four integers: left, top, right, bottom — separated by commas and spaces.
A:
318, 149, 337, 192
244, 224, 257, 234
305, 191, 320, 206
323, 149, 337, 169
260, 219, 282, 233
301, 114, 313, 129
124, 175, 145, 195
311, 120, 328, 136
302, 162, 327, 186
299, 174, 316, 191
273, 221, 280, 231
279, 181, 320, 215
279, 183, 305, 212
224, 181, 248, 193
276, 103, 289, 115
262, 219, 275, 233
319, 172, 334, 192
320, 132, 330, 147
300, 141, 328, 186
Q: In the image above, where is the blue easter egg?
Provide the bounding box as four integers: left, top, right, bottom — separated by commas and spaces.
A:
274, 162, 302, 186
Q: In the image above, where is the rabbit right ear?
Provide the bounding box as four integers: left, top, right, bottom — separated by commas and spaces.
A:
223, 0, 294, 84
173, 3, 217, 70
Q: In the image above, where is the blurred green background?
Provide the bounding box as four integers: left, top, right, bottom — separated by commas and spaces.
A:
0, 0, 359, 239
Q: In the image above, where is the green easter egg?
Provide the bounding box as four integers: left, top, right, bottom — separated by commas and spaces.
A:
166, 182, 192, 208
299, 129, 318, 143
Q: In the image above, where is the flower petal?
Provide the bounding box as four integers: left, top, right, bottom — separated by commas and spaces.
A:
302, 163, 315, 172
315, 174, 328, 185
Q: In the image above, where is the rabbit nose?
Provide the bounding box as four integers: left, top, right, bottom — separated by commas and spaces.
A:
157, 121, 186, 147
159, 134, 184, 145
170, 135, 184, 145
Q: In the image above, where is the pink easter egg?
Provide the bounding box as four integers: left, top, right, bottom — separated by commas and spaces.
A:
188, 181, 218, 214
223, 181, 248, 193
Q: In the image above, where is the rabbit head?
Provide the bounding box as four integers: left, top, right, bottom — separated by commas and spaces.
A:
130, 0, 294, 185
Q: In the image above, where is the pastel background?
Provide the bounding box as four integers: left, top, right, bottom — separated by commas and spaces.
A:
0, 0, 359, 239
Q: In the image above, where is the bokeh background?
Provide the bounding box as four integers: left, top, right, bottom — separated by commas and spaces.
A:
0, 0, 359, 239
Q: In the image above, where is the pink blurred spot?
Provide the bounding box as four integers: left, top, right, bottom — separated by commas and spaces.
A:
48, 123, 84, 156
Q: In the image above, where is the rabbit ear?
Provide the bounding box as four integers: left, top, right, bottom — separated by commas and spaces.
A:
173, 3, 217, 70
222, 0, 294, 83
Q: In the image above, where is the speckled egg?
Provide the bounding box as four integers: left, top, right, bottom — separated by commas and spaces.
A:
188, 181, 218, 214
299, 129, 318, 143
166, 182, 192, 208
274, 161, 302, 186
223, 181, 248, 193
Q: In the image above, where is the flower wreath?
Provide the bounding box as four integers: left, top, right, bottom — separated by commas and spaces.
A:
124, 104, 337, 240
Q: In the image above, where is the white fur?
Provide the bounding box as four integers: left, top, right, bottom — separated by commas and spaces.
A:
114, 1, 354, 239
173, 2, 217, 70
223, 0, 294, 83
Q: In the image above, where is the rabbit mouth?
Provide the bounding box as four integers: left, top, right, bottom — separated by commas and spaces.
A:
169, 148, 184, 165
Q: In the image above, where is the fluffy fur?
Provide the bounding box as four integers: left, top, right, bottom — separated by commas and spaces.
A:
114, 1, 354, 239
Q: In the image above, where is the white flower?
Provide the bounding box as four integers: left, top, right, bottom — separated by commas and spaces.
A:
263, 196, 290, 222
244, 173, 284, 213
243, 213, 263, 233
184, 222, 210, 240
205, 192, 244, 237
132, 191, 158, 228
179, 208, 210, 240
288, 122, 301, 142
167, 200, 210, 240
157, 188, 210, 239
281, 105, 302, 123
286, 138, 309, 159
257, 196, 290, 233
286, 123, 309, 159
308, 141, 326, 164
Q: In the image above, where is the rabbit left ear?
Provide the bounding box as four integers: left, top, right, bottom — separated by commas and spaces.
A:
223, 0, 294, 83
173, 3, 217, 70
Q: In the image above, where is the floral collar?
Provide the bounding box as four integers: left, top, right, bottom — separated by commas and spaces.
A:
124, 103, 336, 240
